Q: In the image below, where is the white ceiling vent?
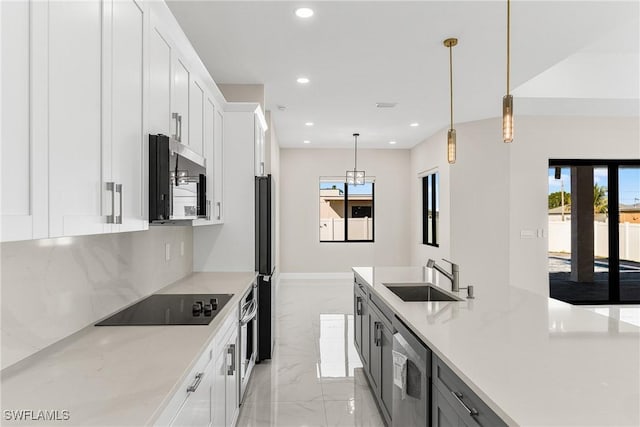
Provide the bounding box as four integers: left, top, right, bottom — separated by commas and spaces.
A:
376, 102, 397, 108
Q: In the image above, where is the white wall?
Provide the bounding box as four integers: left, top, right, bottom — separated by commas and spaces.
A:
280, 148, 412, 273
410, 127, 451, 267
193, 111, 256, 271
1, 226, 193, 369
410, 116, 639, 297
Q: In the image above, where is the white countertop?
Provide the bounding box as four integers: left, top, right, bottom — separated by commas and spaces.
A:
353, 266, 640, 427
1, 272, 257, 426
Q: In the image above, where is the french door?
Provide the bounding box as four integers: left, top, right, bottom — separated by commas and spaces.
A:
548, 159, 640, 304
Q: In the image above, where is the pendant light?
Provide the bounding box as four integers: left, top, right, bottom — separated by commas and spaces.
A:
443, 37, 458, 164
346, 133, 365, 185
503, 0, 514, 143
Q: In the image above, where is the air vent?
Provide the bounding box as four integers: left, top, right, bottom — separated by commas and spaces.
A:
376, 102, 397, 108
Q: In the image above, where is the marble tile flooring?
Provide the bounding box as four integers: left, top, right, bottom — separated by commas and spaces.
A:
237, 278, 385, 427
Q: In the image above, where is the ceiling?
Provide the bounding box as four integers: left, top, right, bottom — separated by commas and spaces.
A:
166, 1, 639, 149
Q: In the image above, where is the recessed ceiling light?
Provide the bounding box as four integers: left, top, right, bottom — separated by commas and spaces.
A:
303, 140, 311, 144
305, 122, 314, 126
297, 77, 310, 84
410, 122, 419, 127
295, 7, 314, 18
389, 140, 397, 145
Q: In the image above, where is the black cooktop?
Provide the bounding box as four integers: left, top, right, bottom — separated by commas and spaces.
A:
95, 294, 233, 326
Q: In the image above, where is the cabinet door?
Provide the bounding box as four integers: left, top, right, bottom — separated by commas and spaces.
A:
433, 386, 462, 427
213, 109, 225, 223
48, 0, 107, 237
171, 361, 213, 427
354, 287, 363, 357
369, 311, 381, 392
225, 328, 239, 427
0, 0, 48, 242
189, 78, 204, 155
172, 57, 189, 144
109, 0, 146, 232
148, 12, 172, 136
212, 348, 227, 427
379, 321, 394, 421
361, 294, 370, 369
194, 97, 215, 226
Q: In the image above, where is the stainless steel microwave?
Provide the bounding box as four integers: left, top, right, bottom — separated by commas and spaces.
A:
149, 134, 207, 223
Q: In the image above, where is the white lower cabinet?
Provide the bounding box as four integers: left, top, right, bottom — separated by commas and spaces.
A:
170, 348, 214, 427
157, 306, 240, 427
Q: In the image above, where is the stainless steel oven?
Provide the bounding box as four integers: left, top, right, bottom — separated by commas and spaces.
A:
239, 281, 257, 402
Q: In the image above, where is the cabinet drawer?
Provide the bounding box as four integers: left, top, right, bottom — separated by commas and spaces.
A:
155, 340, 214, 426
433, 356, 507, 427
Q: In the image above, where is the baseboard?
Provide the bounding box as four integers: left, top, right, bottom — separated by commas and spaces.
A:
279, 272, 353, 280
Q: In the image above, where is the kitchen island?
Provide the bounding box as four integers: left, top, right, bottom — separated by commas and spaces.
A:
353, 266, 640, 427
1, 272, 256, 426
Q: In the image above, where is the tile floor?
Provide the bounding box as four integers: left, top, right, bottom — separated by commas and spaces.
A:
236, 278, 385, 427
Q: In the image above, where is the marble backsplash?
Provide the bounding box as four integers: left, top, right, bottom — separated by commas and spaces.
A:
0, 226, 193, 370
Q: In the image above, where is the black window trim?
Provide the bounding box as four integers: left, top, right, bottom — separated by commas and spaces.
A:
320, 181, 375, 243
422, 173, 439, 247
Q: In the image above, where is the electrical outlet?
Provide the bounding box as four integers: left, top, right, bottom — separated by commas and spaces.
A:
180, 241, 185, 257
165, 243, 171, 261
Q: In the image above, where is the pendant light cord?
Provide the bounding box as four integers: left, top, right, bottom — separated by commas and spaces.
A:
507, 0, 510, 95
449, 44, 454, 130
354, 133, 358, 172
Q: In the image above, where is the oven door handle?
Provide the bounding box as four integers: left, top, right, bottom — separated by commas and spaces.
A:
240, 300, 257, 325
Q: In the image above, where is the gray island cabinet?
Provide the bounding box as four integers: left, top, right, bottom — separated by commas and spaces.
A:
353, 274, 507, 427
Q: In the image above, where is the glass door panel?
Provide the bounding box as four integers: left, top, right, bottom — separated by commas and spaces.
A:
619, 166, 640, 301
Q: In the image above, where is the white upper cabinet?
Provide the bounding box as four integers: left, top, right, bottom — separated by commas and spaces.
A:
108, 0, 147, 232
172, 58, 190, 145
1, 0, 228, 242
149, 12, 172, 137
48, 0, 107, 238
189, 78, 205, 156
0, 1, 48, 242
194, 96, 225, 227
47, 0, 147, 238
213, 109, 225, 224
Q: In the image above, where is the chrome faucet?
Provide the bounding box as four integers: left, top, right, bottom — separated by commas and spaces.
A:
426, 258, 460, 292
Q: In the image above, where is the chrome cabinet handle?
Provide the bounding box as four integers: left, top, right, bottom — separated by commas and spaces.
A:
451, 391, 479, 417
374, 322, 382, 346
260, 161, 265, 176
216, 202, 221, 220
172, 112, 179, 140
178, 114, 183, 142
226, 344, 236, 375
356, 296, 362, 315
106, 182, 115, 224
115, 184, 123, 224
187, 372, 204, 393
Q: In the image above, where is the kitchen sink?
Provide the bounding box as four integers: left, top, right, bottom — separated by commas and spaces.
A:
383, 283, 462, 302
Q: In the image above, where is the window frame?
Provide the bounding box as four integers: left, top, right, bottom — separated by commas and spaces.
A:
422, 172, 439, 247
319, 179, 375, 243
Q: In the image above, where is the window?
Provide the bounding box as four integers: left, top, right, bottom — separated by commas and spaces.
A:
422, 172, 439, 246
319, 179, 374, 242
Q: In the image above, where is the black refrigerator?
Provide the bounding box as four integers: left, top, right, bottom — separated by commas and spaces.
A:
255, 175, 276, 361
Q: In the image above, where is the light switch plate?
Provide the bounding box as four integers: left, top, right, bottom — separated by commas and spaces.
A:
520, 230, 535, 239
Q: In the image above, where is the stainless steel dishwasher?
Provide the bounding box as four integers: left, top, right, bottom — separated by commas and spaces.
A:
392, 317, 431, 427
